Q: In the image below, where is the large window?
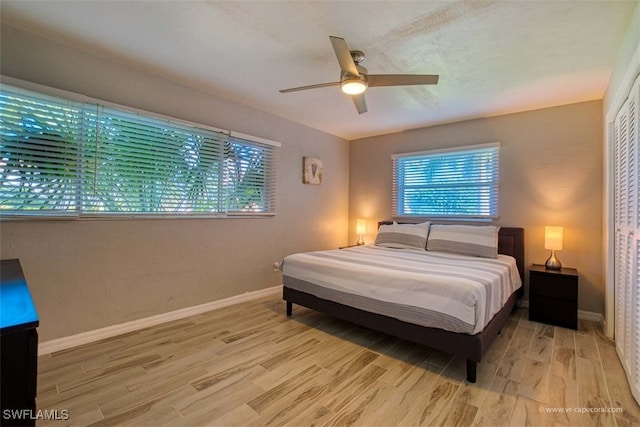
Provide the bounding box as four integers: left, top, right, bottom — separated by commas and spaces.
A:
392, 143, 499, 220
0, 83, 278, 218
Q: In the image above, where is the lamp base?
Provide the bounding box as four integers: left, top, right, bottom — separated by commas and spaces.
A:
545, 250, 562, 270
357, 236, 364, 246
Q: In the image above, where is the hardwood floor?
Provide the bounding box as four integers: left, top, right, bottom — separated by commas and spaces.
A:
35, 295, 640, 426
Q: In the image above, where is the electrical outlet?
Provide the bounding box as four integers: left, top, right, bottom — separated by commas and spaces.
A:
272, 262, 281, 272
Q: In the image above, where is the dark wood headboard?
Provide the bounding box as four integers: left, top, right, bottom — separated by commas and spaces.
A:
497, 227, 525, 282
378, 221, 525, 282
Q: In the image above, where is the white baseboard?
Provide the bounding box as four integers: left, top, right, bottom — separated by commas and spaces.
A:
40, 290, 605, 356
517, 299, 604, 324
577, 309, 605, 324
39, 285, 282, 356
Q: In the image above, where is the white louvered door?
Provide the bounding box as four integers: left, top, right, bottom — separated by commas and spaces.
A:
613, 74, 640, 405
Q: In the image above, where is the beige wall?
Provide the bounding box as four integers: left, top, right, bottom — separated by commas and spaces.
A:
604, 1, 639, 115
349, 101, 604, 313
0, 25, 350, 342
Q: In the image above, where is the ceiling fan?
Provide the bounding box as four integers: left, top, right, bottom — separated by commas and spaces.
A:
279, 36, 439, 114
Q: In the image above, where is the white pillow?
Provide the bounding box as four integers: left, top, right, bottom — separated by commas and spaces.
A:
426, 224, 500, 258
375, 222, 430, 250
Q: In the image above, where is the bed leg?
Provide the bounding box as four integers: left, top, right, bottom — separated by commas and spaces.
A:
466, 359, 477, 383
286, 301, 292, 316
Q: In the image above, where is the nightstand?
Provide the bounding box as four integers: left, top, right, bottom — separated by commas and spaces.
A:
528, 264, 578, 329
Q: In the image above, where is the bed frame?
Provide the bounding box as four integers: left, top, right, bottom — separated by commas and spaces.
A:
283, 223, 525, 383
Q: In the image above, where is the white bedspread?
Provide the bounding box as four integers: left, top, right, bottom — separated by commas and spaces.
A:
282, 245, 522, 335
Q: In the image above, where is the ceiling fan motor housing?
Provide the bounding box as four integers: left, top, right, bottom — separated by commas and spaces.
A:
350, 50, 365, 64
340, 54, 368, 95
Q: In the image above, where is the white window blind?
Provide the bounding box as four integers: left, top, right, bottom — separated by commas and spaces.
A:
0, 83, 279, 218
223, 135, 277, 215
81, 105, 227, 215
0, 89, 83, 215
392, 143, 499, 219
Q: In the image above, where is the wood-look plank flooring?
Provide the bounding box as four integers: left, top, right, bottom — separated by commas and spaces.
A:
35, 295, 640, 426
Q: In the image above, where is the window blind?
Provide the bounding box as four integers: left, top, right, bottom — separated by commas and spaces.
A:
81, 105, 227, 215
392, 143, 499, 219
0, 83, 279, 218
224, 135, 277, 215
0, 89, 83, 215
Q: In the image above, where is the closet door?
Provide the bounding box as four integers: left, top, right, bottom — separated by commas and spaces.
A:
614, 74, 640, 405
633, 77, 640, 406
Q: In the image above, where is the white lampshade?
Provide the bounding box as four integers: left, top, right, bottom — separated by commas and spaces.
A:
544, 226, 563, 251
356, 219, 366, 236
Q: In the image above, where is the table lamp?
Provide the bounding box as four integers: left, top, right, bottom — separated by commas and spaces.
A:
544, 226, 563, 270
356, 219, 366, 245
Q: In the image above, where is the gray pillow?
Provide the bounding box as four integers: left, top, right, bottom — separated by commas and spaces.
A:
375, 222, 430, 250
427, 224, 500, 258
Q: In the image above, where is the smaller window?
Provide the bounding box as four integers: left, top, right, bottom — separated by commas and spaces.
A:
392, 143, 499, 220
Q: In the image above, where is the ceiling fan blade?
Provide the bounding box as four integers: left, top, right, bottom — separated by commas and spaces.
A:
368, 74, 439, 87
351, 93, 367, 114
279, 81, 340, 93
329, 36, 359, 77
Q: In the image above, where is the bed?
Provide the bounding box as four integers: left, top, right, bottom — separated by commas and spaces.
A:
282, 221, 524, 383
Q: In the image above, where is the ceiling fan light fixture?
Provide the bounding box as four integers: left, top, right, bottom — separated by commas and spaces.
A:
279, 36, 439, 114
341, 78, 367, 95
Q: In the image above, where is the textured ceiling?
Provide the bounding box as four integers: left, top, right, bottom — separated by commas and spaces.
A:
0, 1, 636, 140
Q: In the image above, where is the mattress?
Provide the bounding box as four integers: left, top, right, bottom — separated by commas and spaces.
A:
282, 245, 522, 335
